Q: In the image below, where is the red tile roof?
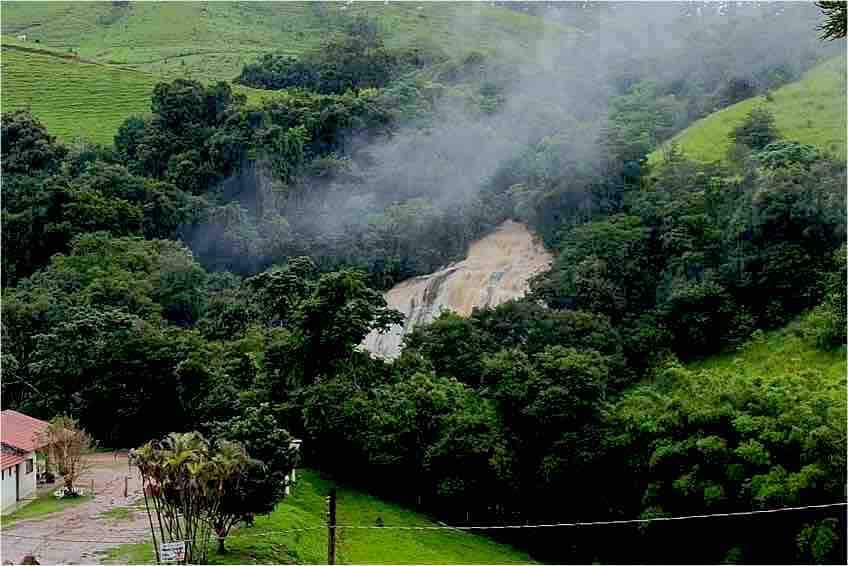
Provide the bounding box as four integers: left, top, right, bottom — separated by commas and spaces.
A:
0, 452, 25, 470
1, 410, 50, 453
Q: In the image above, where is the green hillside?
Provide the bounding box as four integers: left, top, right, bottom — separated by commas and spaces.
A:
1, 2, 570, 81
0, 41, 280, 145
103, 469, 534, 565
649, 55, 847, 165
1, 44, 156, 145
1, 2, 568, 145
689, 312, 846, 385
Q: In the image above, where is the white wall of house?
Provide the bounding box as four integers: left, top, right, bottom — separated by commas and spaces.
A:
20, 452, 37, 501
1, 452, 37, 513
2, 464, 20, 512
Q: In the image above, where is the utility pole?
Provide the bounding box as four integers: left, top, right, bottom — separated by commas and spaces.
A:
326, 487, 337, 565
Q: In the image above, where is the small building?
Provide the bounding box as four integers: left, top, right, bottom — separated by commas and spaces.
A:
1, 410, 50, 513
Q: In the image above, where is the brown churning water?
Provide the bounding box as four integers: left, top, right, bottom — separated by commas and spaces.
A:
362, 220, 552, 359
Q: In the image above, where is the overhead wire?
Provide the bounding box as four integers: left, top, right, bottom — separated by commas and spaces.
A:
1, 501, 845, 545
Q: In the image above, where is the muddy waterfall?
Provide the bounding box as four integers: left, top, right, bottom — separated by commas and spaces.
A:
362, 220, 552, 359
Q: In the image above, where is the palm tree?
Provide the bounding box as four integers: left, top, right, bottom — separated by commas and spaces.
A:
131, 432, 254, 562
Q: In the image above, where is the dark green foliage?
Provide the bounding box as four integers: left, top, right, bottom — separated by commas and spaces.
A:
213, 402, 299, 521
797, 519, 843, 563
1, 110, 67, 175
531, 215, 654, 316
1, 149, 204, 284
807, 245, 847, 348
723, 161, 846, 326
532, 145, 845, 364
756, 141, 821, 169
730, 107, 779, 151
114, 115, 146, 163
117, 79, 249, 186
403, 313, 488, 387
659, 280, 754, 357
26, 306, 182, 446
245, 258, 402, 393
303, 300, 627, 528
238, 55, 319, 92
605, 359, 846, 563
236, 16, 411, 95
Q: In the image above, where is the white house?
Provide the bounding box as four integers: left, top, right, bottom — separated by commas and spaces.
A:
1, 410, 50, 513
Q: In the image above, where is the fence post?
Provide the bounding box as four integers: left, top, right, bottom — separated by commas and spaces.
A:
327, 487, 337, 565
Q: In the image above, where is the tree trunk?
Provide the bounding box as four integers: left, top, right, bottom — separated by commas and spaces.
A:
217, 537, 227, 554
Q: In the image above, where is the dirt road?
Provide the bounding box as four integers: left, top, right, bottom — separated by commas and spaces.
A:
0, 453, 152, 565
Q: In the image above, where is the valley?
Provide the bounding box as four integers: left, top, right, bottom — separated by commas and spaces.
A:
1, 2, 845, 565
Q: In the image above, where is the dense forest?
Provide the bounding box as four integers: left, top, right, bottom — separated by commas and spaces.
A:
2, 2, 845, 564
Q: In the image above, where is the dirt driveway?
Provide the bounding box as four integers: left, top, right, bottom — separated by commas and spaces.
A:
1, 453, 152, 565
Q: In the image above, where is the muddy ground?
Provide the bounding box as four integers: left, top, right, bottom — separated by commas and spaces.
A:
1, 453, 151, 565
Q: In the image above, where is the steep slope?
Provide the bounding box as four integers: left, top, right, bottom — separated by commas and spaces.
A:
1, 2, 571, 81
0, 40, 279, 145
363, 220, 552, 358
648, 55, 847, 165
688, 312, 845, 384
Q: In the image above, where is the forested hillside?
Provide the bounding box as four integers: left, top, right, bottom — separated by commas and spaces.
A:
1, 2, 845, 564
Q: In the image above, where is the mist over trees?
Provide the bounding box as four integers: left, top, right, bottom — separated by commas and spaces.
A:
1, 2, 845, 563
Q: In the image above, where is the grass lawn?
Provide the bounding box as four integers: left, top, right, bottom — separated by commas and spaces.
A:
649, 55, 847, 166
1, 492, 92, 526
102, 469, 533, 565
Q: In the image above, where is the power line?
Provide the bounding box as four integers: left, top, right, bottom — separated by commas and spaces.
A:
334, 502, 848, 530
2, 502, 845, 545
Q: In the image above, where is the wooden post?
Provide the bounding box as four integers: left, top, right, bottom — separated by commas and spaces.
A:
124, 476, 128, 498
90, 479, 95, 496
327, 487, 337, 565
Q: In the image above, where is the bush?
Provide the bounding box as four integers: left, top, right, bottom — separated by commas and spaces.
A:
806, 245, 847, 349
730, 107, 779, 150
756, 141, 820, 169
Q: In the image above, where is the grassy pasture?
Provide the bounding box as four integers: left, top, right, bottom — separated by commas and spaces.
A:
1, 41, 280, 145
1, 2, 571, 81
649, 55, 847, 165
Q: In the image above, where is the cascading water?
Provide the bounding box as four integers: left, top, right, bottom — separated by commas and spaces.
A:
362, 220, 552, 359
